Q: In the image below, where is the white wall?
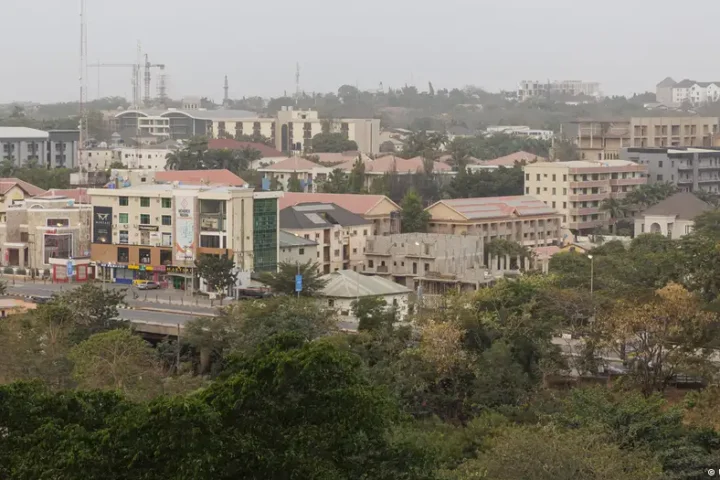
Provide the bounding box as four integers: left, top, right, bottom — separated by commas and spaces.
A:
322, 292, 410, 325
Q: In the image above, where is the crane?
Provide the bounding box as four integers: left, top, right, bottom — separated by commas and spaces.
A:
88, 62, 141, 108
144, 54, 165, 107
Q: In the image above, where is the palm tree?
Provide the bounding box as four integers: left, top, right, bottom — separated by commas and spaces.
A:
600, 198, 627, 234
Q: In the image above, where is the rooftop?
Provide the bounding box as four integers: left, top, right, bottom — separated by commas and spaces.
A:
319, 270, 412, 298
260, 157, 323, 172
0, 178, 46, 197
280, 202, 370, 230
36, 188, 90, 203
154, 169, 246, 186
279, 192, 399, 215
641, 192, 712, 220
335, 155, 452, 174
482, 150, 548, 166
431, 195, 559, 220
116, 108, 259, 121
0, 127, 49, 140
527, 160, 638, 168
279, 230, 319, 248
207, 138, 284, 157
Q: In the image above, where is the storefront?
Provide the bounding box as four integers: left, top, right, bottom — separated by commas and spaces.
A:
97, 262, 168, 285
166, 265, 194, 290
50, 258, 92, 283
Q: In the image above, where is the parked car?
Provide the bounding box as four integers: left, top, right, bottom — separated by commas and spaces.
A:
137, 281, 161, 290
29, 295, 53, 304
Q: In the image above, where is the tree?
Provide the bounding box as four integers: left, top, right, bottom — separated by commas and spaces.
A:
319, 168, 349, 193
552, 138, 578, 161
107, 160, 125, 170
287, 171, 303, 192
347, 155, 366, 193
400, 189, 430, 233
379, 140, 396, 153
68, 329, 162, 401
194, 254, 237, 298
352, 296, 396, 332
258, 260, 328, 296
401, 130, 447, 159
310, 133, 358, 153
600, 197, 627, 232
53, 283, 127, 341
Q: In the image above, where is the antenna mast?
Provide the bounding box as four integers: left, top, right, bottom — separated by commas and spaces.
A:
79, 0, 87, 163
223, 75, 229, 106
295, 62, 300, 101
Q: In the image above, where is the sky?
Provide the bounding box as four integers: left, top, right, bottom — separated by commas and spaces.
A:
3, 0, 720, 104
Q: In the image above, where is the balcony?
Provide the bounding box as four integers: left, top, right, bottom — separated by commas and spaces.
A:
570, 207, 602, 216
677, 163, 693, 170
609, 178, 644, 186
376, 265, 389, 273
567, 219, 607, 230
677, 177, 694, 184
569, 180, 607, 189
698, 176, 720, 183
697, 162, 720, 170
568, 193, 607, 202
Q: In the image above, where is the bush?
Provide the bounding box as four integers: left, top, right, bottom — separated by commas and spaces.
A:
3, 267, 13, 274
16, 268, 26, 275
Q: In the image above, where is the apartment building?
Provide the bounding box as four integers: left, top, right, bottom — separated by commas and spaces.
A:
573, 119, 632, 160
425, 196, 563, 247
0, 127, 49, 166
622, 147, 720, 193
656, 78, 720, 106
258, 157, 333, 192
517, 80, 601, 101
279, 230, 319, 266
523, 160, 647, 233
485, 126, 555, 141
279, 202, 372, 274
88, 184, 280, 288
48, 130, 80, 168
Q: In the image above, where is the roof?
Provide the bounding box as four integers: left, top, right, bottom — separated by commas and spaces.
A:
657, 77, 677, 88
319, 270, 411, 298
528, 159, 637, 168
260, 157, 321, 171
674, 79, 696, 88
431, 195, 559, 220
641, 192, 712, 220
279, 230, 318, 248
335, 155, 452, 174
482, 151, 547, 166
437, 154, 482, 164
280, 202, 370, 230
0, 127, 49, 140
117, 108, 258, 121
310, 152, 372, 165
207, 138, 284, 157
0, 178, 46, 197
154, 169, 246, 186
279, 192, 399, 215
36, 188, 89, 203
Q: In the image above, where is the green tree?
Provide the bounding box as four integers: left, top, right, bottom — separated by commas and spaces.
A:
258, 260, 328, 296
107, 160, 125, 170
194, 254, 237, 298
400, 189, 430, 233
53, 283, 127, 342
401, 130, 447, 159
319, 168, 349, 193
287, 171, 303, 192
352, 296, 396, 332
347, 155, 366, 193
311, 132, 358, 153
379, 140, 396, 153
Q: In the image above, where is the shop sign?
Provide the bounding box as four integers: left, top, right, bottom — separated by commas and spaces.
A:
128, 264, 154, 272
139, 225, 159, 232
166, 265, 192, 275
93, 206, 113, 244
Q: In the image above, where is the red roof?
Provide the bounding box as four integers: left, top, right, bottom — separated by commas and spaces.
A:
0, 178, 45, 197
207, 138, 284, 157
37, 188, 89, 203
336, 155, 452, 174
280, 192, 399, 215
482, 151, 547, 166
261, 157, 321, 171
155, 169, 246, 186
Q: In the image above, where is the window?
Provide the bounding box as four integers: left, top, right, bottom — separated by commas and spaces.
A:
563, 188, 567, 195
161, 215, 172, 226
46, 218, 69, 227
299, 248, 305, 255
119, 213, 129, 224
200, 235, 220, 248
139, 248, 151, 265
162, 232, 172, 247
685, 225, 693, 234
552, 174, 556, 181
424, 263, 430, 272
304, 234, 310, 239
363, 229, 368, 235
119, 196, 129, 206
368, 259, 374, 268
117, 247, 129, 263
525, 174, 529, 181
657, 174, 664, 181
315, 233, 320, 239
160, 249, 172, 265
119, 231, 128, 244
525, 187, 529, 194
659, 161, 663, 168
552, 201, 556, 208
563, 174, 567, 181
161, 198, 171, 208
563, 202, 567, 208
334, 249, 340, 257
140, 214, 150, 225
353, 248, 357, 253
140, 197, 150, 207
552, 187, 556, 194
536, 187, 540, 194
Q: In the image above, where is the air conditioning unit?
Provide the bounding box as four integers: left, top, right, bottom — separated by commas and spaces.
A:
122, 224, 129, 229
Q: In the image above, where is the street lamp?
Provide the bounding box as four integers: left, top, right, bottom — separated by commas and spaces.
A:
587, 254, 594, 300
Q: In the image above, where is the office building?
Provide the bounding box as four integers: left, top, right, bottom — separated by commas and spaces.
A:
88, 184, 280, 288
634, 192, 711, 239
622, 147, 720, 193
0, 127, 49, 166
48, 130, 80, 168
517, 80, 601, 101
523, 160, 647, 233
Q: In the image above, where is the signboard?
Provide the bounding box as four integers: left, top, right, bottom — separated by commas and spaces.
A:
167, 266, 192, 275
138, 225, 159, 232
295, 274, 303, 292
93, 206, 112, 244
149, 232, 161, 245
175, 196, 195, 261
66, 261, 74, 277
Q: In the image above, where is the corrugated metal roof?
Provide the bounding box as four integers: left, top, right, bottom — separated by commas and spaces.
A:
279, 230, 318, 247
320, 270, 411, 298
0, 127, 49, 140
280, 202, 370, 229
438, 195, 558, 219
280, 192, 399, 215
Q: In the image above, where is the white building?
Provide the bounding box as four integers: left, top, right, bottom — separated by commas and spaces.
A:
485, 126, 554, 141
517, 80, 601, 101
657, 78, 720, 107
634, 192, 711, 239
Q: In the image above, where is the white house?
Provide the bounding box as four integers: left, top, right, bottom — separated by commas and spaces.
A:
318, 270, 412, 327
634, 192, 711, 239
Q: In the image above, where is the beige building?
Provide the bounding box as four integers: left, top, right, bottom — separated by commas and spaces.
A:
524, 160, 647, 234
280, 202, 372, 274
258, 157, 333, 193
279, 230, 319, 266
634, 192, 711, 239
88, 184, 280, 289
425, 196, 563, 247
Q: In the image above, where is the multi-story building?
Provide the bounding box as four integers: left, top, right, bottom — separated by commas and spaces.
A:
656, 78, 720, 106
0, 178, 47, 222
622, 147, 720, 193
485, 126, 555, 141
88, 184, 280, 289
634, 192, 711, 239
0, 127, 49, 166
48, 130, 80, 168
279, 230, 319, 266
425, 196, 563, 246
573, 119, 632, 160
523, 160, 647, 234
258, 157, 333, 192
517, 80, 601, 101
279, 202, 372, 274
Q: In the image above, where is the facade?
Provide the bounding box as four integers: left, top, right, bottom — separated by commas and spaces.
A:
622, 147, 720, 193
88, 184, 280, 289
656, 78, 720, 107
0, 178, 47, 222
279, 202, 372, 274
523, 160, 647, 233
0, 193, 92, 279
634, 192, 711, 239
517, 80, 601, 101
279, 230, 319, 265
425, 196, 563, 246
48, 130, 80, 168
258, 157, 332, 192
115, 148, 172, 170
318, 270, 412, 325
279, 192, 401, 235
573, 119, 631, 160
485, 126, 554, 141
0, 127, 49, 166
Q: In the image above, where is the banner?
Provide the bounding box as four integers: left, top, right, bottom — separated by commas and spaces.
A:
174, 196, 195, 261
93, 206, 112, 244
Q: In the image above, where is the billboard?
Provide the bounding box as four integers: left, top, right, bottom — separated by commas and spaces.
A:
175, 195, 195, 261
93, 206, 112, 244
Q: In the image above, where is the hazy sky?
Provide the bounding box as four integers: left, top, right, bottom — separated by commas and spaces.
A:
4, 0, 720, 104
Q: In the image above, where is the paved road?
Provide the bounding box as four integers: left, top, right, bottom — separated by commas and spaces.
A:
118, 308, 198, 326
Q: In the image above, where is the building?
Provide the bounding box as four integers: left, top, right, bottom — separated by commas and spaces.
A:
115, 108, 259, 140
517, 80, 601, 101
88, 184, 280, 289
207, 138, 286, 169
106, 169, 247, 190
279, 192, 401, 235
279, 230, 318, 265
470, 151, 547, 171
318, 270, 412, 325
0, 178, 47, 222
622, 147, 720, 193
634, 192, 711, 239
0, 298, 36, 317
656, 78, 720, 106
258, 157, 332, 192
485, 126, 554, 141
279, 202, 372, 274
573, 119, 631, 161
48, 130, 80, 168
425, 196, 563, 246
523, 160, 647, 234
363, 233, 504, 295
0, 191, 93, 280
333, 155, 454, 190
0, 127, 49, 166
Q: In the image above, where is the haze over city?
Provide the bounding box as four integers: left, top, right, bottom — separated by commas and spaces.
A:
5, 0, 720, 103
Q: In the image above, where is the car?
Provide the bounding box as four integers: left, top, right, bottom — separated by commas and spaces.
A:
29, 295, 53, 304
137, 281, 161, 290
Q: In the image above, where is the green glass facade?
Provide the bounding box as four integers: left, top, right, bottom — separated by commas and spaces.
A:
253, 198, 278, 272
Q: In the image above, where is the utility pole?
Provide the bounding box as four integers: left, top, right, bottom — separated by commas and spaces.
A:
223, 75, 229, 106
79, 0, 87, 160
295, 62, 300, 103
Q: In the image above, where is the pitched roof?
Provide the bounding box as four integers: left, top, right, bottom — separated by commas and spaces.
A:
310, 152, 372, 165
674, 79, 696, 88
657, 77, 677, 88
154, 169, 246, 186
36, 188, 89, 203
279, 192, 399, 215
280, 202, 370, 230
431, 195, 558, 220
482, 151, 547, 166
279, 230, 318, 248
437, 154, 482, 164
0, 178, 46, 197
335, 155, 452, 174
641, 192, 712, 220
207, 138, 284, 157
319, 270, 411, 298
260, 157, 321, 171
